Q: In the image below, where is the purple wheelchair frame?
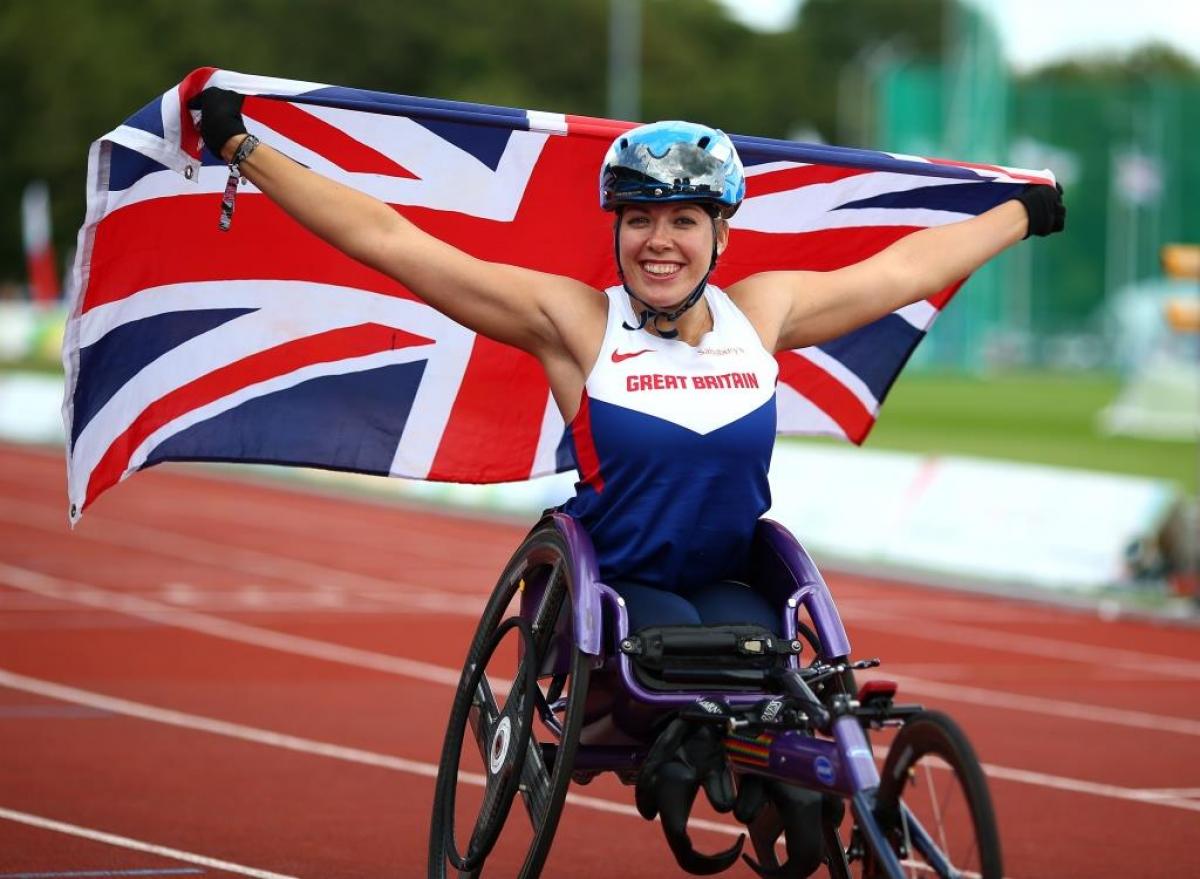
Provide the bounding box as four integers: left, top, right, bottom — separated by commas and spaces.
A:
531, 511, 881, 801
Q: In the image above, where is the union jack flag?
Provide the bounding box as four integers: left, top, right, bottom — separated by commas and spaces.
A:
63, 68, 1053, 522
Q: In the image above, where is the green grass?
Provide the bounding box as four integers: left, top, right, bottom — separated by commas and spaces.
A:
1, 355, 63, 376
804, 371, 1197, 495
6, 361, 1195, 494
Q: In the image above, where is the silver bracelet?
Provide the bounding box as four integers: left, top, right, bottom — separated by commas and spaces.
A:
218, 135, 261, 233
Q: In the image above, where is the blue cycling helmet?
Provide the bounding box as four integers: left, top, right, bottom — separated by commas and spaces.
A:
600, 122, 744, 338
599, 121, 745, 218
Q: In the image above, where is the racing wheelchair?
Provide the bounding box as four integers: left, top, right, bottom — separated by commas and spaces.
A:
428, 513, 1002, 879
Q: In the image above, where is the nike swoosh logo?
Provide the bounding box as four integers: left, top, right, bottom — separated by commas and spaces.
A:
611, 349, 653, 363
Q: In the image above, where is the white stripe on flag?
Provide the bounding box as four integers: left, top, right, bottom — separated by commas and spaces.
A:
104, 110, 553, 223
527, 110, 568, 136
774, 382, 848, 439
795, 347, 879, 415
895, 299, 938, 331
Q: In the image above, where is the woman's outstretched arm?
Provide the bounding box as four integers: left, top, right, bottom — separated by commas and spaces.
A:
198, 88, 601, 360
732, 187, 1064, 352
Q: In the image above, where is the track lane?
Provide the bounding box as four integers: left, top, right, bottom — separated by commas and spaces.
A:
4, 542, 1199, 795
0, 810, 280, 878
3, 443, 1199, 877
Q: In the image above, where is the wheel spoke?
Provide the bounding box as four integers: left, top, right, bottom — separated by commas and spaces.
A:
467, 675, 501, 763
897, 806, 955, 878
899, 798, 915, 879
923, 761, 949, 859
934, 767, 977, 871
531, 560, 565, 654
518, 734, 553, 827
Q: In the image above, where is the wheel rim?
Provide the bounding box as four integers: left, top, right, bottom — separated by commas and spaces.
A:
429, 523, 593, 879
869, 712, 1002, 879
442, 615, 538, 873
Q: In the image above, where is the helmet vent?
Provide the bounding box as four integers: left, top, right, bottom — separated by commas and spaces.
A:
697, 135, 711, 149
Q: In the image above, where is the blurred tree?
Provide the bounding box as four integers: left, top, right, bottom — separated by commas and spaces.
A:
1027, 41, 1200, 83
641, 0, 783, 135
0, 0, 1196, 288
780, 0, 952, 144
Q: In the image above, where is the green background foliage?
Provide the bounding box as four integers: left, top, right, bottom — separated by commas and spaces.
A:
2, 0, 1196, 285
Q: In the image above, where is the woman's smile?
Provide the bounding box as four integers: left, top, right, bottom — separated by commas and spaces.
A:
639, 260, 683, 279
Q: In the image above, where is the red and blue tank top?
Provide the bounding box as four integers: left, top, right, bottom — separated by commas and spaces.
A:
561, 285, 778, 592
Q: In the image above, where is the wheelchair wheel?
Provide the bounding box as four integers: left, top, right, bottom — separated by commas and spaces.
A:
429, 522, 593, 879
865, 711, 1002, 879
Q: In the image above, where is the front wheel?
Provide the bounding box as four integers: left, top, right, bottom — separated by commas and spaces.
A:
868, 711, 1002, 879
428, 522, 593, 879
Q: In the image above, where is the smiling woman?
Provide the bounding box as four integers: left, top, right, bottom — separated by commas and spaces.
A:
191, 89, 1063, 876
193, 88, 1062, 635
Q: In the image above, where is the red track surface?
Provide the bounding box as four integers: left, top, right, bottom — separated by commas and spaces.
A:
1, 441, 1198, 878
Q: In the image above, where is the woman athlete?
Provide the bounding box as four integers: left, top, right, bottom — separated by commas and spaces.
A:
195, 89, 1064, 636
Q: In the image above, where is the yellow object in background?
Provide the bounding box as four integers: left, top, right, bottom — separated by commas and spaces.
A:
1161, 244, 1200, 281
1165, 298, 1200, 334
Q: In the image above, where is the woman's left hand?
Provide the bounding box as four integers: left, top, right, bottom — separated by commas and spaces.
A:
1015, 183, 1066, 238
190, 87, 248, 161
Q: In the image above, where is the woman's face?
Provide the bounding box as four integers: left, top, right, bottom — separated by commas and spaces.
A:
617, 203, 729, 309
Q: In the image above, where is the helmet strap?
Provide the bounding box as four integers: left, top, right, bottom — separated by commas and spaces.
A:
614, 215, 720, 341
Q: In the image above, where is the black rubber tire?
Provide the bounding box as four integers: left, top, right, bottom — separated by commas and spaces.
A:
868, 711, 1002, 879
428, 521, 593, 879
437, 615, 538, 872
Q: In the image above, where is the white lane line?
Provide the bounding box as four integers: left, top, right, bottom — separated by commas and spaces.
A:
0, 563, 467, 688
3, 667, 1199, 821
0, 806, 300, 879
2, 561, 1196, 740
0, 460, 495, 563
888, 673, 1200, 738
0, 501, 482, 616
978, 764, 1200, 812
1137, 787, 1200, 799
0, 668, 730, 838
835, 599, 1050, 625
6, 494, 1199, 672
867, 744, 1200, 816
848, 614, 1200, 681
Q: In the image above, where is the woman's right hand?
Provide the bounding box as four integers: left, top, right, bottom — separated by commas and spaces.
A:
193, 87, 248, 161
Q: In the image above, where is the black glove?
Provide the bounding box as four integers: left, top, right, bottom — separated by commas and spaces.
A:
191, 87, 247, 159
1015, 183, 1066, 238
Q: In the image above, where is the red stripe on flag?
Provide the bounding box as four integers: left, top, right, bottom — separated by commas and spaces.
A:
177, 67, 218, 159
84, 124, 615, 313
84, 323, 433, 513
82, 196, 419, 313
425, 337, 547, 483
775, 352, 874, 444
745, 165, 869, 199
927, 277, 967, 311
565, 114, 638, 142
925, 156, 1052, 186
715, 227, 969, 315
568, 391, 603, 493
244, 97, 418, 178
713, 225, 919, 285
